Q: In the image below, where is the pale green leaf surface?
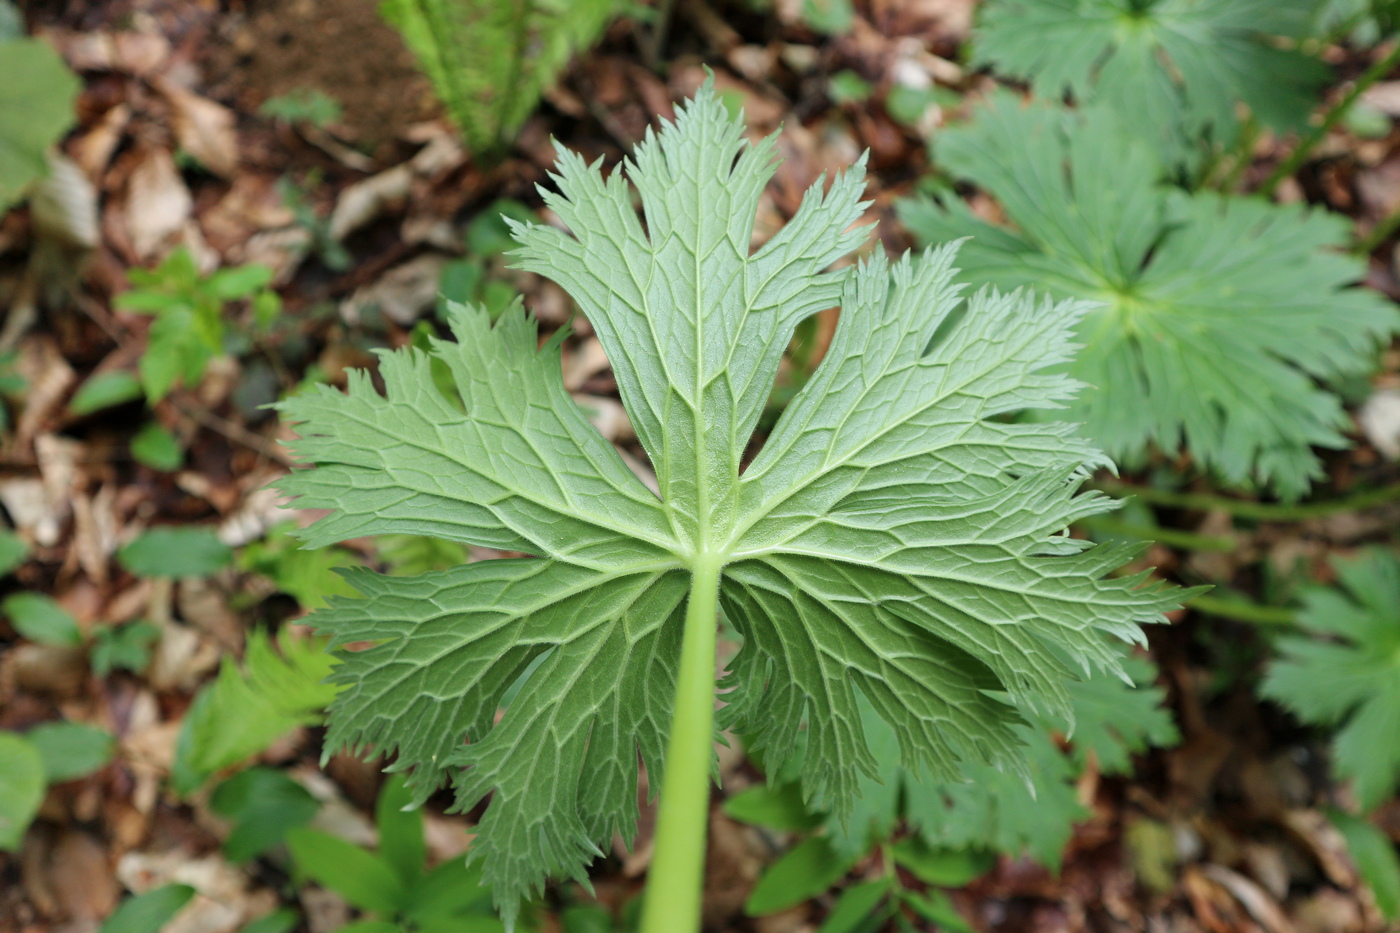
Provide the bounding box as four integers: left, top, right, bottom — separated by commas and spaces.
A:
0, 529, 28, 576
1263, 549, 1400, 811
2, 592, 82, 647
278, 86, 1186, 923
0, 38, 79, 211
974, 0, 1327, 163
286, 827, 405, 914
901, 95, 1400, 498
0, 732, 44, 850
119, 526, 231, 578
1064, 652, 1178, 775
279, 306, 674, 562
1331, 808, 1400, 919
827, 646, 1177, 868
99, 884, 196, 933
27, 722, 115, 783
183, 629, 338, 779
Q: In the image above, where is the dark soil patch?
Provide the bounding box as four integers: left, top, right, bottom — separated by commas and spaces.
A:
206, 0, 437, 156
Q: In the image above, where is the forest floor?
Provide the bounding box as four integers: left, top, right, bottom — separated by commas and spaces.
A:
3, 1, 1400, 932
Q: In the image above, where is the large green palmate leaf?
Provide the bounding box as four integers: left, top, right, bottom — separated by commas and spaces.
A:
0, 36, 80, 211
1262, 549, 1400, 812
380, 0, 615, 155
826, 647, 1178, 868
276, 85, 1186, 924
974, 0, 1328, 165
901, 94, 1400, 499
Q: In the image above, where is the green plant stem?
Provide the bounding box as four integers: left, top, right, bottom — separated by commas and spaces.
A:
1092, 477, 1400, 522
1077, 516, 1236, 551
1261, 40, 1400, 197
1217, 117, 1260, 193
640, 552, 722, 933
642, 0, 676, 69
1187, 593, 1296, 626
1356, 198, 1400, 254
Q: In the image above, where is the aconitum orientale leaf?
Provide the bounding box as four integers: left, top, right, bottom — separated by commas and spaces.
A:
276, 84, 1186, 925
827, 645, 1178, 868
974, 0, 1328, 165
1263, 549, 1400, 811
901, 93, 1400, 499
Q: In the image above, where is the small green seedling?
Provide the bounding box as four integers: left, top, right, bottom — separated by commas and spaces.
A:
98, 884, 196, 933
438, 199, 538, 322
114, 248, 280, 402
285, 775, 503, 933
259, 89, 344, 128
91, 622, 160, 678
0, 722, 114, 850
172, 629, 337, 792
0, 352, 24, 433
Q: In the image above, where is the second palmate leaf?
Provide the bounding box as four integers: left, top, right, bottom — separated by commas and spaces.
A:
902, 93, 1400, 499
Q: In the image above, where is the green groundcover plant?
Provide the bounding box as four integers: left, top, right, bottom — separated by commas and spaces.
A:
276, 83, 1186, 931
114, 248, 280, 403
831, 647, 1178, 867
973, 0, 1328, 165
0, 1, 80, 213
380, 0, 616, 156
727, 646, 1178, 929
1263, 548, 1400, 812
902, 93, 1400, 499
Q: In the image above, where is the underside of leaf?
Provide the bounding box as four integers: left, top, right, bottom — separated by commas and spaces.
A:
277, 83, 1187, 923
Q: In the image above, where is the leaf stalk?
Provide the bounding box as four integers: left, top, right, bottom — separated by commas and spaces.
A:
1092, 477, 1400, 521
639, 551, 722, 933
1260, 40, 1400, 197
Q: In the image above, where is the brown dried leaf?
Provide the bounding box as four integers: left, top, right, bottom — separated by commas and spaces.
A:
327, 164, 412, 242
10, 644, 88, 698
30, 153, 100, 250
1281, 810, 1359, 888
116, 850, 277, 933
15, 341, 77, 447
23, 829, 120, 921
339, 253, 446, 325
0, 477, 66, 548
1200, 864, 1296, 933
71, 484, 118, 585
72, 103, 131, 179
562, 337, 611, 392
151, 77, 239, 178
146, 623, 220, 693
200, 175, 296, 255
44, 28, 170, 75
123, 147, 193, 261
